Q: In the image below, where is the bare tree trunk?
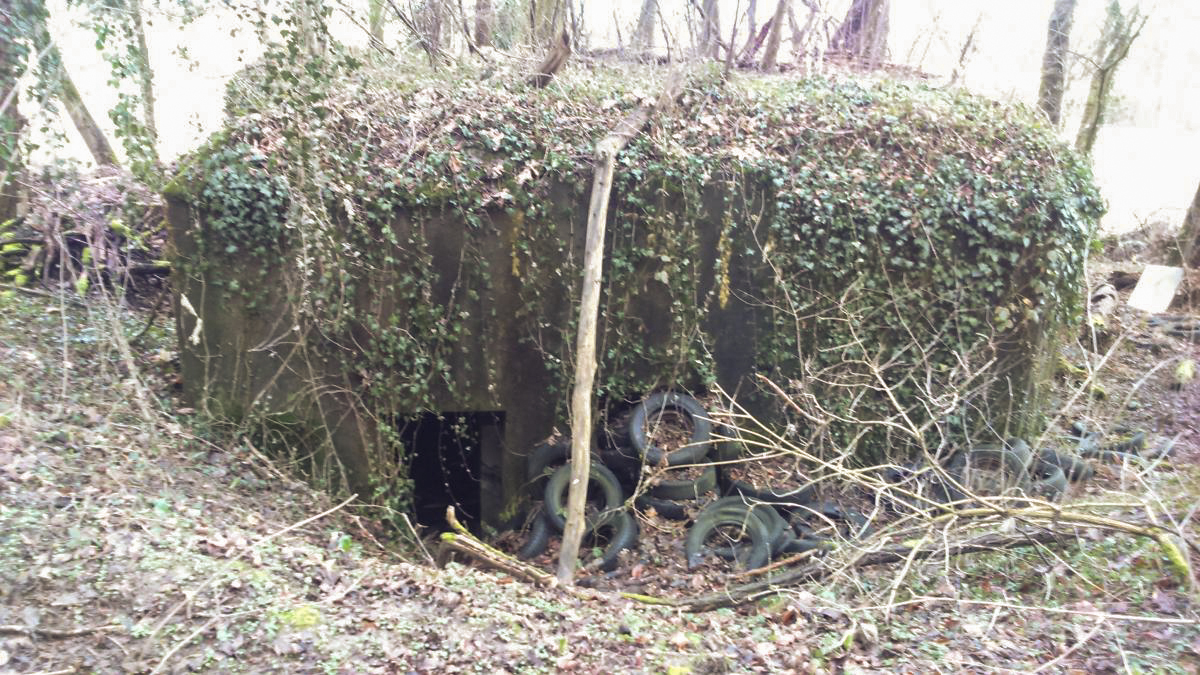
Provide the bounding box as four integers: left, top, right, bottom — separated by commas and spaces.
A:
128, 0, 157, 151
528, 29, 570, 88
25, 16, 118, 168
418, 0, 444, 52
294, 0, 327, 58
699, 0, 721, 58
54, 55, 118, 167
369, 0, 386, 44
738, 0, 758, 56
632, 0, 657, 50
1177, 180, 1200, 269
1037, 0, 1077, 126
760, 0, 790, 71
530, 0, 561, 44
0, 0, 23, 226
829, 0, 888, 67
1075, 3, 1147, 155
558, 70, 685, 585
474, 0, 493, 47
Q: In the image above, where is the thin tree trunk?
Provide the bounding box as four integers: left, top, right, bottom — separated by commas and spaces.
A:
474, 0, 493, 47
369, 0, 386, 43
54, 56, 118, 167
294, 0, 327, 58
632, 0, 657, 50
1177, 180, 1200, 269
760, 0, 789, 71
26, 7, 118, 168
530, 0, 560, 44
430, 0, 443, 52
830, 0, 888, 67
558, 70, 686, 585
1074, 5, 1147, 155
738, 0, 757, 56
1037, 0, 1077, 126
0, 1, 23, 226
127, 0, 157, 150
699, 0, 721, 58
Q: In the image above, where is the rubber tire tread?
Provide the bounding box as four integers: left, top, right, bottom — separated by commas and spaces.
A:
1037, 448, 1094, 482
964, 445, 1032, 493
723, 479, 816, 510
543, 462, 625, 532
1028, 456, 1068, 499
527, 441, 570, 481
711, 424, 746, 463
595, 510, 639, 572
705, 496, 788, 557
629, 392, 712, 466
686, 500, 772, 570
634, 495, 691, 521
780, 536, 832, 554
649, 464, 718, 501
517, 508, 552, 560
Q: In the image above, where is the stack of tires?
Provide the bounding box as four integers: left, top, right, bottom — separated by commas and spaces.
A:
517, 439, 637, 572
885, 437, 1094, 511
602, 391, 720, 521
518, 391, 852, 573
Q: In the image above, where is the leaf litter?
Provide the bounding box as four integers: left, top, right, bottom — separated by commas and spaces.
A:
1, 245, 1199, 672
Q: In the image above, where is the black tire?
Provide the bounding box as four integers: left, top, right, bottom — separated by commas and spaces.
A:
711, 424, 746, 463
780, 536, 832, 554
723, 479, 816, 511
963, 444, 1032, 494
1037, 448, 1094, 482
791, 501, 870, 539
634, 495, 691, 521
932, 454, 969, 506
685, 500, 772, 570
1004, 438, 1034, 466
629, 391, 713, 466
752, 499, 790, 554
527, 441, 570, 483
1028, 456, 1068, 500
702, 496, 789, 556
1103, 431, 1147, 455
1080, 448, 1142, 463
649, 464, 718, 501
543, 462, 626, 532
600, 446, 644, 489
517, 508, 552, 560
594, 510, 639, 572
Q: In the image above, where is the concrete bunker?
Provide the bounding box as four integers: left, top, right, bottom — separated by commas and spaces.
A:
165, 69, 1104, 528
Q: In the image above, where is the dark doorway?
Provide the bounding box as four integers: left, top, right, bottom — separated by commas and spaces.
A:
401, 411, 503, 532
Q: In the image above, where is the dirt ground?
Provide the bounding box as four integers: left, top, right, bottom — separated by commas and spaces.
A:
1, 236, 1199, 673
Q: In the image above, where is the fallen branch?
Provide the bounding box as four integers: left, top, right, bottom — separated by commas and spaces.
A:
437, 507, 603, 600
0, 623, 119, 639
666, 527, 1069, 612
439, 507, 559, 588
0, 283, 85, 305
866, 596, 1200, 626
638, 504, 1194, 612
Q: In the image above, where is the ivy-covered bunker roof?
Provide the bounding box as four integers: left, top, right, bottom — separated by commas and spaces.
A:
168, 62, 1104, 524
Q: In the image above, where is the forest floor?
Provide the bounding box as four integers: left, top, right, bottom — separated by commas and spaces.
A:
2, 236, 1200, 674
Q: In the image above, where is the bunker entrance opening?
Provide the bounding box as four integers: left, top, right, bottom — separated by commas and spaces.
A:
401, 411, 503, 533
